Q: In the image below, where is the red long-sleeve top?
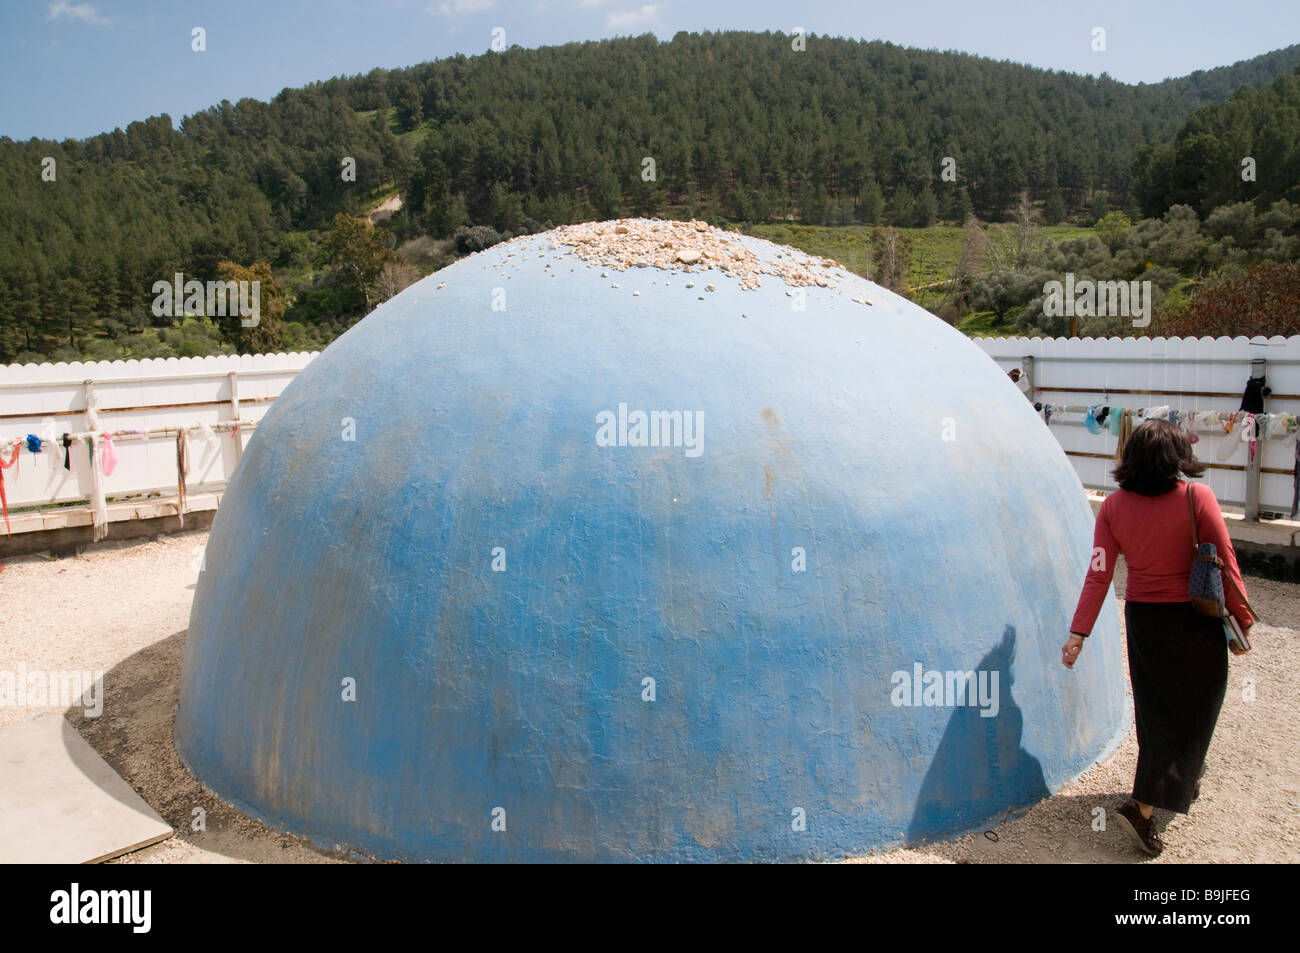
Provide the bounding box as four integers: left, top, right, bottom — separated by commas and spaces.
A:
1070, 480, 1254, 636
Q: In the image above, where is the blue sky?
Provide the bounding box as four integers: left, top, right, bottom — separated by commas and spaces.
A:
2, 0, 1298, 141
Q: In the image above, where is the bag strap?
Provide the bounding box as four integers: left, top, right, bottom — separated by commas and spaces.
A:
1189, 481, 1261, 623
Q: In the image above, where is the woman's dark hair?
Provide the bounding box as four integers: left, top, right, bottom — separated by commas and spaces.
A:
1112, 419, 1207, 495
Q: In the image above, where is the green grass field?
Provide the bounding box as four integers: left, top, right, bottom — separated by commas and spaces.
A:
739, 222, 1094, 335
741, 223, 1093, 287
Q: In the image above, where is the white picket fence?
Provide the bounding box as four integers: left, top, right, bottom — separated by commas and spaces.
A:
973, 335, 1300, 515
0, 353, 318, 531
2, 336, 1298, 538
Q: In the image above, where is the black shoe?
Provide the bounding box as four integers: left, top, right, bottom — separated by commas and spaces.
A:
1114, 799, 1164, 857
1192, 782, 1200, 802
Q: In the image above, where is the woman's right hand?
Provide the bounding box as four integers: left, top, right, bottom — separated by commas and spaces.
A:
1062, 635, 1084, 669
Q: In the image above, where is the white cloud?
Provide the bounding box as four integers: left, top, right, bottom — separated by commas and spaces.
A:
46, 1, 108, 26
605, 4, 658, 31
430, 0, 494, 14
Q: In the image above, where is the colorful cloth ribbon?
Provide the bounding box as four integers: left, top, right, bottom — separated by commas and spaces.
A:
1292, 442, 1299, 519
0, 443, 20, 537
1108, 407, 1125, 438
1241, 375, 1266, 414
1216, 413, 1244, 462
1113, 409, 1133, 459
1084, 405, 1104, 435
101, 431, 118, 477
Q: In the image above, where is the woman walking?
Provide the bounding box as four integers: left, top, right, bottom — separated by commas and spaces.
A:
1063, 419, 1253, 857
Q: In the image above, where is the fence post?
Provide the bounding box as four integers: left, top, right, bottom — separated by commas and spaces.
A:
1244, 358, 1266, 521
1020, 355, 1036, 404
228, 370, 242, 463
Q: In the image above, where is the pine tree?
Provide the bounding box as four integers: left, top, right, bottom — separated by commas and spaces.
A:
396, 83, 423, 131
914, 186, 938, 227
891, 187, 916, 227
957, 188, 975, 224
858, 181, 885, 225
1043, 193, 1068, 225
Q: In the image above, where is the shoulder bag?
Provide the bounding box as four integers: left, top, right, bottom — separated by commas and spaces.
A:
1186, 482, 1257, 651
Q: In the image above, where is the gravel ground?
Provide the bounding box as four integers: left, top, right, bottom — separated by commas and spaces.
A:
0, 531, 1296, 864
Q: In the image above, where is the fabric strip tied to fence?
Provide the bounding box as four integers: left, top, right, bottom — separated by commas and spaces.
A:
0, 443, 20, 537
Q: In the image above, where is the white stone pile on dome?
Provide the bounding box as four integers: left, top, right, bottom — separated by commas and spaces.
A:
548, 218, 845, 290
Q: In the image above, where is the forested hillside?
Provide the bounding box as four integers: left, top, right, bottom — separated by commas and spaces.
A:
944, 70, 1300, 339
1134, 71, 1300, 216
3, 31, 1299, 363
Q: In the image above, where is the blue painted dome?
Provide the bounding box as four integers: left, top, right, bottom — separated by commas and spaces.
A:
175, 219, 1127, 862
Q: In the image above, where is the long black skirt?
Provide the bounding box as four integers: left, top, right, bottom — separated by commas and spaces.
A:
1124, 601, 1229, 813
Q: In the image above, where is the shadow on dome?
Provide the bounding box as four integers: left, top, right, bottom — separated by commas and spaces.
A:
905, 624, 1050, 844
